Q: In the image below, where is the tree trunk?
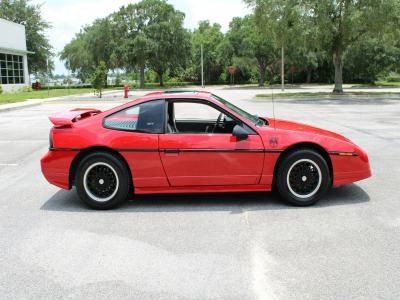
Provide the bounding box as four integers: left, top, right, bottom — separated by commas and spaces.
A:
139, 61, 145, 89
306, 69, 312, 84
333, 48, 343, 93
158, 72, 164, 87
259, 64, 266, 87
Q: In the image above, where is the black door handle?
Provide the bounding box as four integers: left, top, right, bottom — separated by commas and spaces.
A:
163, 149, 181, 154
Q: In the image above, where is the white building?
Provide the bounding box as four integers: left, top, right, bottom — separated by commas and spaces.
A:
0, 18, 32, 92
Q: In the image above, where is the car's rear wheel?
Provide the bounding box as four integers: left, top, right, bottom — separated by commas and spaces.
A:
76, 152, 130, 209
276, 149, 330, 206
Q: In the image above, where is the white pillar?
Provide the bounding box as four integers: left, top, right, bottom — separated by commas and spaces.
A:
23, 54, 30, 86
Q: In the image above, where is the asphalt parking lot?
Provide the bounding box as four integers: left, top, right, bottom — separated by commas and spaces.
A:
0, 87, 399, 299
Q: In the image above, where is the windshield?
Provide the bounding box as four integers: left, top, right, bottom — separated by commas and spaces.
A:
212, 94, 266, 127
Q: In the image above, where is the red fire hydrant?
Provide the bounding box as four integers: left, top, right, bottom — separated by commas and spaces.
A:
124, 85, 129, 99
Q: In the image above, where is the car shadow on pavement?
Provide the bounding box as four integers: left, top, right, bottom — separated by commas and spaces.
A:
40, 184, 370, 213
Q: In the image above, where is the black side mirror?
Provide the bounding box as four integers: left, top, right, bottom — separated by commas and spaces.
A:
232, 125, 249, 141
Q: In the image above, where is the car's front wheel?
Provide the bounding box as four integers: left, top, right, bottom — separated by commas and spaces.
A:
76, 152, 130, 209
276, 149, 331, 206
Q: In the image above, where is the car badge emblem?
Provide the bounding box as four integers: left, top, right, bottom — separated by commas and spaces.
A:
269, 136, 279, 147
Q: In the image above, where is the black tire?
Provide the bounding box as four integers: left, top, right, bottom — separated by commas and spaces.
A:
75, 152, 130, 210
275, 149, 330, 206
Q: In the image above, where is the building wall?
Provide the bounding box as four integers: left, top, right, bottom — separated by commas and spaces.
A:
0, 18, 30, 93
2, 83, 26, 93
0, 18, 27, 51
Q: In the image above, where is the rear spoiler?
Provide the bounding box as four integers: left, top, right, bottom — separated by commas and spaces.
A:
49, 108, 101, 127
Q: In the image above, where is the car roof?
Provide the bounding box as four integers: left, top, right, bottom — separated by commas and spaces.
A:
142, 90, 212, 99
111, 90, 222, 116
102, 90, 259, 131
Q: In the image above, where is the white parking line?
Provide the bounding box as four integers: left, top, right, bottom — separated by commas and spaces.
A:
252, 244, 281, 300
0, 163, 18, 167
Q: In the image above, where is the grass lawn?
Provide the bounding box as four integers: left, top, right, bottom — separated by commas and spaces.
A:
256, 91, 400, 98
0, 88, 99, 105
351, 81, 400, 88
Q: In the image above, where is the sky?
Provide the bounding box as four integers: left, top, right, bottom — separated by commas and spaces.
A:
31, 0, 251, 75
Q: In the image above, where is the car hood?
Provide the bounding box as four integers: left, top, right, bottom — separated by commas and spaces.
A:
267, 118, 351, 142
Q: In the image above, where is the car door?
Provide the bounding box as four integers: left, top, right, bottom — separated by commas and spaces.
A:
102, 99, 169, 188
158, 99, 265, 186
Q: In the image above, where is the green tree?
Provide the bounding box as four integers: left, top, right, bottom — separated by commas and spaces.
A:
192, 21, 225, 83
110, 5, 151, 88
0, 0, 53, 74
91, 61, 107, 98
216, 37, 234, 68
110, 0, 190, 87
216, 37, 235, 83
60, 32, 92, 82
245, 0, 302, 89
144, 0, 190, 86
227, 16, 278, 86
343, 37, 400, 83
84, 18, 118, 70
225, 17, 257, 83
283, 13, 324, 84
60, 18, 117, 83
305, 0, 400, 92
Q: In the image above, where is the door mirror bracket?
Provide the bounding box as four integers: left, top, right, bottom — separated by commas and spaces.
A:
232, 125, 249, 141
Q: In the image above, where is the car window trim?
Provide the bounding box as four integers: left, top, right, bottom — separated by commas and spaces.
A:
165, 98, 257, 135
102, 99, 166, 134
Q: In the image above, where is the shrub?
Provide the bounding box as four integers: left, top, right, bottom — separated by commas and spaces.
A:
20, 85, 33, 92
386, 72, 400, 83
90, 61, 107, 98
219, 72, 228, 83
168, 77, 179, 83
0, 84, 3, 94
144, 70, 158, 83
114, 73, 121, 86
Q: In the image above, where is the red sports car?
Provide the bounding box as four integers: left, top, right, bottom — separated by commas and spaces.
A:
41, 90, 371, 209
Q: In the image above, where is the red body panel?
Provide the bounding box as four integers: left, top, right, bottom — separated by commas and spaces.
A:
159, 133, 264, 186
41, 151, 76, 189
40, 91, 371, 194
330, 153, 371, 187
49, 109, 101, 127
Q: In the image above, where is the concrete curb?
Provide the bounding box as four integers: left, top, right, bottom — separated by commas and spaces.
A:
0, 99, 44, 113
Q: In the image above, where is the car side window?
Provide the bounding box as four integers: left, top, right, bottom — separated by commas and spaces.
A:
168, 100, 241, 134
174, 102, 221, 121
104, 100, 165, 133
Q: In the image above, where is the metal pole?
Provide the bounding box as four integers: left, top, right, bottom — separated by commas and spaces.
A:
281, 46, 285, 91
47, 58, 50, 96
201, 44, 204, 88
67, 69, 70, 95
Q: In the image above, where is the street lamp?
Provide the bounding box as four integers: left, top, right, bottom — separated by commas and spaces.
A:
46, 57, 50, 96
